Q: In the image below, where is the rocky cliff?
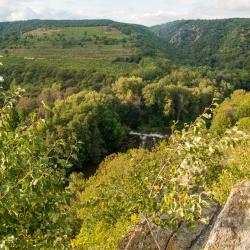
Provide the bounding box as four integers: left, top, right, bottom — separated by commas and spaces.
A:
118, 181, 250, 250
204, 181, 250, 250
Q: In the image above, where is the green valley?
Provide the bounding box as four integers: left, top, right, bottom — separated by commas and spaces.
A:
152, 18, 250, 70
0, 17, 249, 249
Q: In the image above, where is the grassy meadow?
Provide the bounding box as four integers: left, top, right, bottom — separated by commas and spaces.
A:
0, 26, 135, 73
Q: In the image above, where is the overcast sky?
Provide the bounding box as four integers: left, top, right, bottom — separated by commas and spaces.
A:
0, 0, 249, 26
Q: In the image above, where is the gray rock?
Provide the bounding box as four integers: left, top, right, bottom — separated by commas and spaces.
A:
204, 181, 250, 250
118, 217, 172, 250
118, 201, 221, 250
118, 181, 250, 250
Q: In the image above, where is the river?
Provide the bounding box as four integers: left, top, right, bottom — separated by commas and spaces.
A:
121, 131, 168, 150
84, 131, 168, 177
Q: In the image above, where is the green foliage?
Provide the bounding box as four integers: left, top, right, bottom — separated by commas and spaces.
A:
72, 220, 132, 250
238, 117, 250, 132
211, 90, 250, 134
51, 90, 127, 167
0, 18, 249, 250
112, 76, 145, 105
0, 20, 248, 137
208, 91, 250, 203
131, 57, 169, 81
70, 148, 162, 249
71, 105, 247, 249
208, 137, 250, 204
147, 110, 247, 229
142, 68, 217, 124
152, 18, 250, 71
0, 89, 77, 249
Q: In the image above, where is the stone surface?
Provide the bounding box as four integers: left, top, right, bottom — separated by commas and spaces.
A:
204, 181, 250, 250
117, 217, 172, 250
118, 181, 250, 250
118, 201, 221, 250
169, 201, 221, 250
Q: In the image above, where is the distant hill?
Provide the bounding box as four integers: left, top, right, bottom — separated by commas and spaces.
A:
0, 19, 173, 93
2, 18, 249, 70
0, 19, 167, 56
0, 18, 249, 81
0, 19, 116, 34
151, 18, 250, 69
0, 19, 169, 77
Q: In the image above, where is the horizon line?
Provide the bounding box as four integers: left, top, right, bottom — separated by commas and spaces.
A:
0, 17, 249, 27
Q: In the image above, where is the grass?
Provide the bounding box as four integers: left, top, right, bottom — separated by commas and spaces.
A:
1, 56, 138, 75
0, 26, 137, 74
20, 26, 129, 49
2, 46, 131, 59
4, 25, 132, 60
25, 26, 127, 40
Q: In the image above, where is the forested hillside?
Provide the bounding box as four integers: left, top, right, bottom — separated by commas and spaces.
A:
0, 19, 249, 168
152, 18, 250, 70
0, 20, 169, 95
0, 18, 249, 249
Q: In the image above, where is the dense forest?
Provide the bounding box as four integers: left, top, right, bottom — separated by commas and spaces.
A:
0, 18, 249, 249
152, 18, 250, 70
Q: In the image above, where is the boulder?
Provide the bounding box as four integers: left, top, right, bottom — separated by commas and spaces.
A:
204, 181, 250, 250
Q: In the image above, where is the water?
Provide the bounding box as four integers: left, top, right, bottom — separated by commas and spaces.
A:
127, 131, 168, 149
82, 130, 168, 177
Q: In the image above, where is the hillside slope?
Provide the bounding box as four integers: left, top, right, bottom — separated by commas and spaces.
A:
0, 19, 167, 57
0, 19, 169, 81
152, 18, 250, 69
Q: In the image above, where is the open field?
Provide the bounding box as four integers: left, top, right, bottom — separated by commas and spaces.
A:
19, 26, 130, 49
1, 46, 132, 59
0, 56, 138, 75
0, 23, 166, 77
0, 26, 135, 73
25, 26, 127, 39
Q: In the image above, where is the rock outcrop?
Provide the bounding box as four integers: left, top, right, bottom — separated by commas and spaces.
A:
118, 181, 250, 250
118, 201, 221, 250
204, 181, 250, 250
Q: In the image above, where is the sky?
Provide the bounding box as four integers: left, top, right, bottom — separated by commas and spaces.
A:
0, 0, 249, 26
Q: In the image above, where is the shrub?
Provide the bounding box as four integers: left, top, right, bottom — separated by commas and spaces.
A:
71, 104, 247, 249
209, 137, 250, 204
211, 90, 250, 133
238, 117, 250, 132
0, 89, 78, 248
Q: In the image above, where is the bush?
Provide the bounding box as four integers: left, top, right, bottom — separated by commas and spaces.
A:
209, 137, 250, 204
71, 107, 247, 249
51, 90, 127, 167
70, 148, 160, 249
0, 89, 77, 248
238, 117, 250, 132
211, 90, 250, 133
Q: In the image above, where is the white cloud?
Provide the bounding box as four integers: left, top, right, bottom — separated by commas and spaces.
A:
217, 0, 250, 11
123, 11, 187, 26
0, 0, 249, 26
